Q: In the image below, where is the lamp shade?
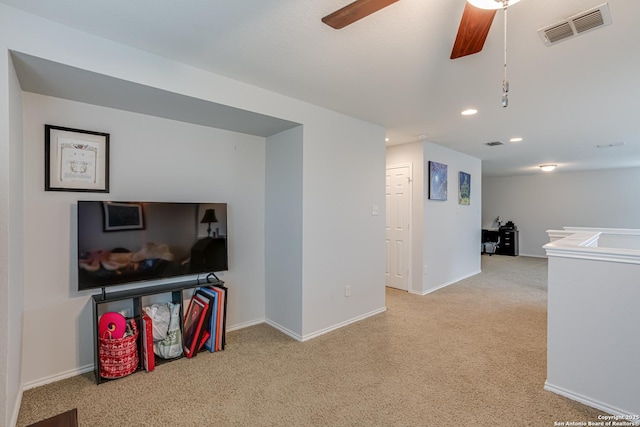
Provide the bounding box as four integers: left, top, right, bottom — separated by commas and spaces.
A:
200, 209, 218, 224
467, 0, 521, 10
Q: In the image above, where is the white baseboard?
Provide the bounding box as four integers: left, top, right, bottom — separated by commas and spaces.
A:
226, 318, 264, 332
266, 306, 387, 342
264, 319, 303, 341
301, 306, 387, 342
416, 270, 481, 296
23, 363, 94, 391
544, 381, 640, 425
518, 253, 547, 258
10, 388, 23, 427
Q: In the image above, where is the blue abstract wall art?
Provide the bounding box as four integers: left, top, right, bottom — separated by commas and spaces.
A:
428, 161, 448, 201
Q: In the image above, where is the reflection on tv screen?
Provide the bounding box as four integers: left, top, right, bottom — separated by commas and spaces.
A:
77, 201, 228, 291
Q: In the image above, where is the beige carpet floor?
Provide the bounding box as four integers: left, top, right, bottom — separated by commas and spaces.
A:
17, 255, 603, 426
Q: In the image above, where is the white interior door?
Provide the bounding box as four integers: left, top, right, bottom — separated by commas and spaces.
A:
385, 164, 411, 291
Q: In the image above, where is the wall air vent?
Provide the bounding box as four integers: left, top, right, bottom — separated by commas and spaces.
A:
485, 141, 503, 147
537, 3, 612, 46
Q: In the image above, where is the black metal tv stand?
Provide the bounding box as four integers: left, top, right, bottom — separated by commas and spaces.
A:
91, 278, 223, 384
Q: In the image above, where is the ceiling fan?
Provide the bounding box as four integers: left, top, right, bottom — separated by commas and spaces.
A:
322, 0, 399, 30
451, 0, 522, 59
323, 0, 522, 106
322, 0, 520, 59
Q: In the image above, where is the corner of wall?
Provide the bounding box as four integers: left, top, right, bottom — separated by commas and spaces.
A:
2, 45, 26, 427
265, 126, 304, 337
422, 141, 481, 293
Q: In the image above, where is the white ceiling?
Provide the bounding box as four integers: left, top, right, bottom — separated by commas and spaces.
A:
2, 0, 639, 176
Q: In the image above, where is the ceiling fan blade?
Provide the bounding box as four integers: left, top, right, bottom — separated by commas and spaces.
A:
322, 0, 399, 29
450, 2, 497, 59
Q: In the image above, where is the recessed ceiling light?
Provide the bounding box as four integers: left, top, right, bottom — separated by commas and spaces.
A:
461, 109, 478, 116
509, 137, 523, 142
385, 137, 389, 142
539, 164, 557, 172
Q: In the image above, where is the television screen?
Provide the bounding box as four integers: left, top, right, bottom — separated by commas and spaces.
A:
77, 201, 228, 291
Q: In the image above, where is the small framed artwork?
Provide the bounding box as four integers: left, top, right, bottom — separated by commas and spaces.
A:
102, 202, 145, 231
459, 171, 471, 205
428, 161, 448, 201
45, 124, 109, 192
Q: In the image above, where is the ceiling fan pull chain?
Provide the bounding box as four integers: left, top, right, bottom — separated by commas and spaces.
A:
502, 0, 509, 107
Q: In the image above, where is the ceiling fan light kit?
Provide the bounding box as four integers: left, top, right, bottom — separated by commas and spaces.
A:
450, 0, 524, 108
467, 0, 522, 10
325, 0, 538, 114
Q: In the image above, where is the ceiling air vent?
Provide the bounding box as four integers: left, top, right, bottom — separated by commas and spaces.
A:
538, 3, 612, 46
544, 22, 574, 44
573, 9, 605, 33
485, 141, 503, 147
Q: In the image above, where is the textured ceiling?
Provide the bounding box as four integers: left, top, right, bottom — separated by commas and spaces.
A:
2, 0, 639, 176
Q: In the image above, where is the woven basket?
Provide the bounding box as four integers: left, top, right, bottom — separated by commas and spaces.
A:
99, 319, 139, 379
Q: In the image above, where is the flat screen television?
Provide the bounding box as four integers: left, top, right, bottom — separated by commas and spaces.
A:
77, 201, 228, 291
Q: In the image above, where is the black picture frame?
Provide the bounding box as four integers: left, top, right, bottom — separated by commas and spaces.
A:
102, 202, 145, 231
45, 124, 110, 192
428, 161, 448, 201
458, 171, 471, 205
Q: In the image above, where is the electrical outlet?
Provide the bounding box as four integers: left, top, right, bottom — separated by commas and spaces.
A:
345, 285, 351, 297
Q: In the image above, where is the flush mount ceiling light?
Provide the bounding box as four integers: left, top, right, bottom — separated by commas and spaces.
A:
461, 109, 478, 116
539, 164, 557, 172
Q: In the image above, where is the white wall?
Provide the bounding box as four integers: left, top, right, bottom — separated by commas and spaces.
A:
1, 4, 387, 421
7, 50, 25, 427
21, 93, 267, 386
0, 51, 13, 427
265, 126, 303, 337
0, 48, 26, 427
386, 141, 482, 295
546, 256, 640, 416
301, 117, 387, 338
483, 168, 640, 257
0, 77, 8, 427
422, 141, 482, 294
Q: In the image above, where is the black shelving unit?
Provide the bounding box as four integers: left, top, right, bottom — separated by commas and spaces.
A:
91, 280, 217, 384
